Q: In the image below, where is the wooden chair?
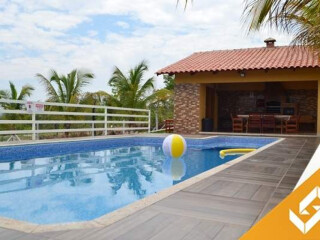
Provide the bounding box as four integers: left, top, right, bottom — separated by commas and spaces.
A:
165, 119, 174, 133
262, 115, 276, 133
230, 113, 245, 132
299, 115, 316, 132
247, 114, 262, 133
284, 116, 300, 134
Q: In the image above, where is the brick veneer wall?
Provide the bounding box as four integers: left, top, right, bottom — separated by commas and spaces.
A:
287, 90, 317, 116
218, 89, 317, 131
174, 83, 200, 134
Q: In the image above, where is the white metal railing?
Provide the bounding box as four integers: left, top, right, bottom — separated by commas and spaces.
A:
0, 99, 151, 141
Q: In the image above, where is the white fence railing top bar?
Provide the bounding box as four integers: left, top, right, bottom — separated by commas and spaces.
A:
0, 99, 151, 141
0, 99, 149, 112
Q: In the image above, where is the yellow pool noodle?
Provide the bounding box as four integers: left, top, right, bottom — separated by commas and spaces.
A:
219, 148, 256, 159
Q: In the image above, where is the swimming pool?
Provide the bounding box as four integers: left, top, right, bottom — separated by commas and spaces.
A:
0, 136, 277, 224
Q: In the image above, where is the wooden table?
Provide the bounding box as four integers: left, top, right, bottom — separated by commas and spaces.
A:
237, 115, 292, 134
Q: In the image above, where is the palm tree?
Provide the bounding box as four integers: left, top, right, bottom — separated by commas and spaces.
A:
243, 0, 320, 49
0, 81, 34, 109
106, 61, 161, 109
106, 61, 173, 131
181, 0, 320, 49
36, 69, 94, 104
36, 69, 94, 136
0, 82, 34, 134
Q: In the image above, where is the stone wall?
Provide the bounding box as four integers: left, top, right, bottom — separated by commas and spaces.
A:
287, 90, 317, 116
217, 89, 317, 131
174, 83, 200, 134
218, 90, 266, 131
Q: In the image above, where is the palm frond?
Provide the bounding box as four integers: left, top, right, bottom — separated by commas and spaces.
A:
177, 0, 192, 9
107, 61, 156, 109
0, 90, 10, 99
18, 85, 34, 100
36, 71, 60, 102
9, 81, 18, 100
242, 0, 320, 48
74, 69, 94, 96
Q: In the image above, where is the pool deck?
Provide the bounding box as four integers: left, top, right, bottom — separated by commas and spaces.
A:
0, 136, 319, 240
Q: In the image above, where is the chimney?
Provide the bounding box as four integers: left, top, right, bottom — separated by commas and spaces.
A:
264, 38, 276, 48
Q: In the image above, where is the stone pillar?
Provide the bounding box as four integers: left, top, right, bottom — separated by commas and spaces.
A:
174, 83, 201, 134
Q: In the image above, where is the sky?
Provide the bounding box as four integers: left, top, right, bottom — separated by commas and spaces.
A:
0, 0, 291, 100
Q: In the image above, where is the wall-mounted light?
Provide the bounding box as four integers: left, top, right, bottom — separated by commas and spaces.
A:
239, 71, 246, 77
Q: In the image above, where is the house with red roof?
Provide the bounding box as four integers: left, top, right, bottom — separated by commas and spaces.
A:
157, 38, 320, 135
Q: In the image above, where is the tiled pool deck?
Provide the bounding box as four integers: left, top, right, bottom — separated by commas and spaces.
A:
0, 136, 319, 240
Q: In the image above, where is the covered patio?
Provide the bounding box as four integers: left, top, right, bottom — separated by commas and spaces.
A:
205, 81, 317, 134
157, 38, 320, 135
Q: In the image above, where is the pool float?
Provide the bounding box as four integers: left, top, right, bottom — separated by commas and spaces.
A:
219, 148, 256, 159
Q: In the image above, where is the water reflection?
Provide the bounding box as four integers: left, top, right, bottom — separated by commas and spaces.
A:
106, 146, 156, 197
162, 157, 187, 181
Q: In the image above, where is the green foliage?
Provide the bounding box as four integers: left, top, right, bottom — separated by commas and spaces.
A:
163, 74, 175, 90
149, 88, 174, 130
0, 81, 34, 109
0, 82, 34, 132
36, 69, 94, 104
106, 60, 157, 109
36, 69, 94, 137
243, 0, 320, 49
106, 61, 173, 130
80, 91, 108, 106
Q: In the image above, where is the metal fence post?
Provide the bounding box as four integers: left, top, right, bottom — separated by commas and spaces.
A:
105, 107, 108, 136
36, 122, 39, 140
122, 120, 125, 134
32, 112, 36, 141
148, 110, 151, 133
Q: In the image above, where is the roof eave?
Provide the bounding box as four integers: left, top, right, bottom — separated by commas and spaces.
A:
156, 66, 320, 76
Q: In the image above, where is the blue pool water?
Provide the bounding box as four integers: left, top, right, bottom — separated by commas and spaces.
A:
0, 136, 277, 224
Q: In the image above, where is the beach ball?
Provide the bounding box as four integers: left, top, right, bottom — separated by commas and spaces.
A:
162, 134, 187, 158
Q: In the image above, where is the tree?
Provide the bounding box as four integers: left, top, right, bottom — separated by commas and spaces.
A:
106, 61, 161, 109
149, 88, 173, 130
106, 61, 173, 131
36, 69, 94, 104
80, 91, 108, 106
181, 0, 320, 49
0, 81, 34, 109
163, 74, 175, 90
0, 82, 34, 135
36, 69, 94, 137
80, 91, 108, 136
243, 0, 320, 49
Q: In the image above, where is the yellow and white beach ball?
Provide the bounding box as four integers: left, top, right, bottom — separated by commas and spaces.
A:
162, 134, 187, 158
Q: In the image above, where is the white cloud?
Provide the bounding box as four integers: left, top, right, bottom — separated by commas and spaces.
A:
116, 21, 130, 29
0, 0, 291, 100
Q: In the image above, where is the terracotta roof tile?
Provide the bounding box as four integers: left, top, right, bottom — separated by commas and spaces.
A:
156, 46, 320, 75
